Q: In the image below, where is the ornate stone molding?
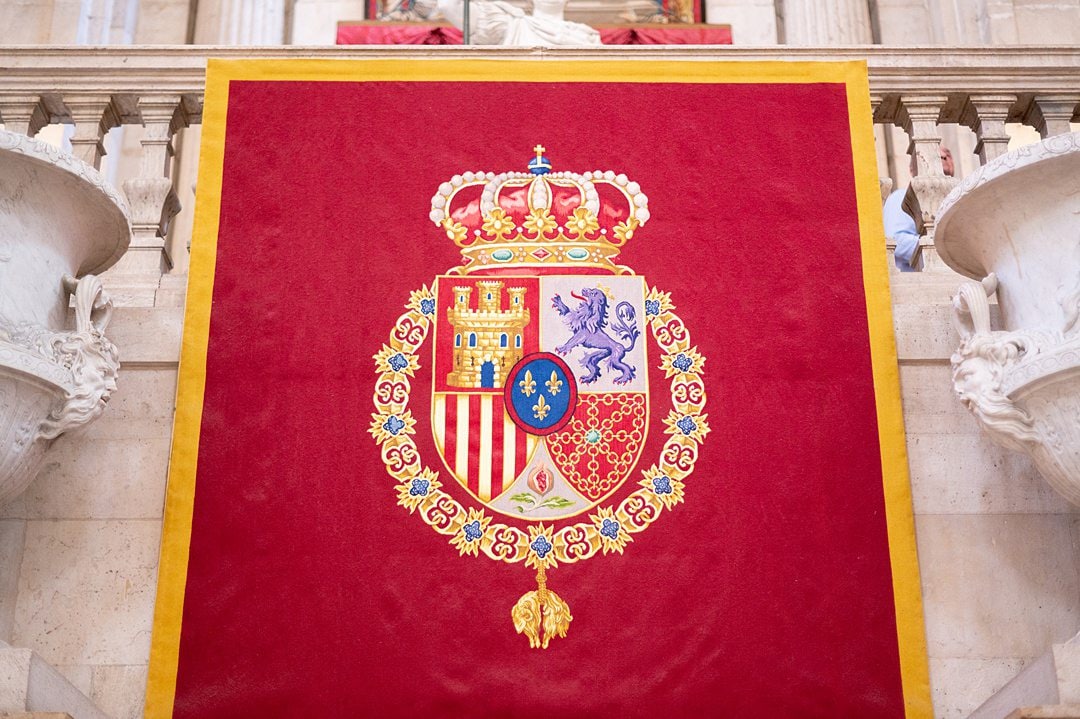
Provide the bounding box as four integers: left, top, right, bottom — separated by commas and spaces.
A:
937, 132, 1080, 505
36, 275, 119, 441
1, 46, 1080, 97
0, 275, 120, 500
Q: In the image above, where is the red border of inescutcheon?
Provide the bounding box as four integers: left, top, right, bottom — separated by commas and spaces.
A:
502, 352, 579, 436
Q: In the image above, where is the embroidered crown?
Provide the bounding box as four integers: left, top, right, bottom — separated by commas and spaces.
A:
429, 146, 650, 275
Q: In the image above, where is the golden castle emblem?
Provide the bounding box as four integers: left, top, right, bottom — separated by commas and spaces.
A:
445, 281, 531, 388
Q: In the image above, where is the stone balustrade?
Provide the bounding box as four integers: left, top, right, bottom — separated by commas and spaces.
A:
0, 46, 1077, 291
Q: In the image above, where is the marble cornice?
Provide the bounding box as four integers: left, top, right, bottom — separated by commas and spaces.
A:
0, 45, 1079, 97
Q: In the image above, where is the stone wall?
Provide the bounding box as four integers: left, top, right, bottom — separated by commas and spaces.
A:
0, 308, 182, 719
874, 0, 1080, 45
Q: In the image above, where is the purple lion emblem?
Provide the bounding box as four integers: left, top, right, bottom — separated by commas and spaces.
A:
551, 287, 640, 385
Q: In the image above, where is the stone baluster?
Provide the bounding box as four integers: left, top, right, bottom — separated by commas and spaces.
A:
156, 93, 203, 308
964, 94, 1017, 165
1031, 95, 1079, 138
0, 96, 47, 138
783, 0, 873, 44
107, 95, 188, 306
897, 95, 958, 239
869, 93, 895, 202
61, 95, 119, 169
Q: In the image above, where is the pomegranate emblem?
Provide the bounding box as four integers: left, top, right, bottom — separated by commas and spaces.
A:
528, 466, 553, 496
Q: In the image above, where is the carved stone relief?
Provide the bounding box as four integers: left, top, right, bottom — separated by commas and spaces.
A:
0, 129, 129, 505
936, 132, 1080, 505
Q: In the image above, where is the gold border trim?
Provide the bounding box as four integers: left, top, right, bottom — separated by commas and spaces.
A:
143, 61, 230, 719
144, 58, 930, 718
843, 62, 932, 718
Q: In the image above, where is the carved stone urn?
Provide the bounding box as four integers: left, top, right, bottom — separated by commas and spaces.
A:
936, 132, 1080, 505
0, 129, 128, 506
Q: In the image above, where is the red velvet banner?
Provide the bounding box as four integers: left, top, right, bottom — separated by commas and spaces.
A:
147, 60, 928, 719
335, 21, 733, 44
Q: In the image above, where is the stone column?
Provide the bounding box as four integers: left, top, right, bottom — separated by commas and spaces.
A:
193, 0, 286, 44
783, 0, 872, 44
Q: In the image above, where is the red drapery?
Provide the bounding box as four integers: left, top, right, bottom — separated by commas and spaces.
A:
335, 21, 733, 44
147, 63, 928, 718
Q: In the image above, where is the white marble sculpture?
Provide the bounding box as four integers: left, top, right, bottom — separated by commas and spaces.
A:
936, 132, 1080, 505
0, 129, 129, 506
434, 0, 601, 46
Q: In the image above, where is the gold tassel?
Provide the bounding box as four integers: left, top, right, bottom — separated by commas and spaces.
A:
511, 565, 572, 649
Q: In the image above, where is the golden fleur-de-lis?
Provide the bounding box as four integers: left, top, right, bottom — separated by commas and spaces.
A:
565, 207, 599, 237
482, 207, 516, 241
523, 208, 558, 236
533, 394, 550, 420
546, 371, 563, 396
519, 370, 536, 397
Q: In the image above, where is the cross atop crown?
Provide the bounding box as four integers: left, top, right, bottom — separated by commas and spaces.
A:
528, 144, 551, 176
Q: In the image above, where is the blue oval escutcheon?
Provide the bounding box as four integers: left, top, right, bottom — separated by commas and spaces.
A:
503, 353, 578, 436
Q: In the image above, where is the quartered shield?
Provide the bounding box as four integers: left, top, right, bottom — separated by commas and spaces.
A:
431, 274, 650, 520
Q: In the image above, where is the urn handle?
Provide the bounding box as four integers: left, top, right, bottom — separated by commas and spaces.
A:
36, 274, 120, 441
950, 273, 1039, 453
952, 272, 997, 339
62, 273, 114, 334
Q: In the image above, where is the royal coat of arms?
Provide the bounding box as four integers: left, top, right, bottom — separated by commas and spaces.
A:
371, 147, 709, 648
